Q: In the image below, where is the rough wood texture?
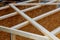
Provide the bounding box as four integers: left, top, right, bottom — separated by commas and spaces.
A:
0, 14, 26, 27
19, 23, 44, 35
37, 11, 60, 32
16, 35, 33, 40
0, 31, 11, 40
56, 33, 60, 39
25, 5, 57, 18
0, 7, 15, 16
0, 5, 33, 16
17, 5, 34, 10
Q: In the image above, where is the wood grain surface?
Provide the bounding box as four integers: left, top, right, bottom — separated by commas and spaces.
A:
0, 31, 11, 40
25, 5, 57, 18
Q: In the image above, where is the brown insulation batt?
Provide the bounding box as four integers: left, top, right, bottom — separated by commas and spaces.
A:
37, 11, 60, 32
0, 5, 34, 16
0, 5, 57, 40
56, 33, 60, 39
